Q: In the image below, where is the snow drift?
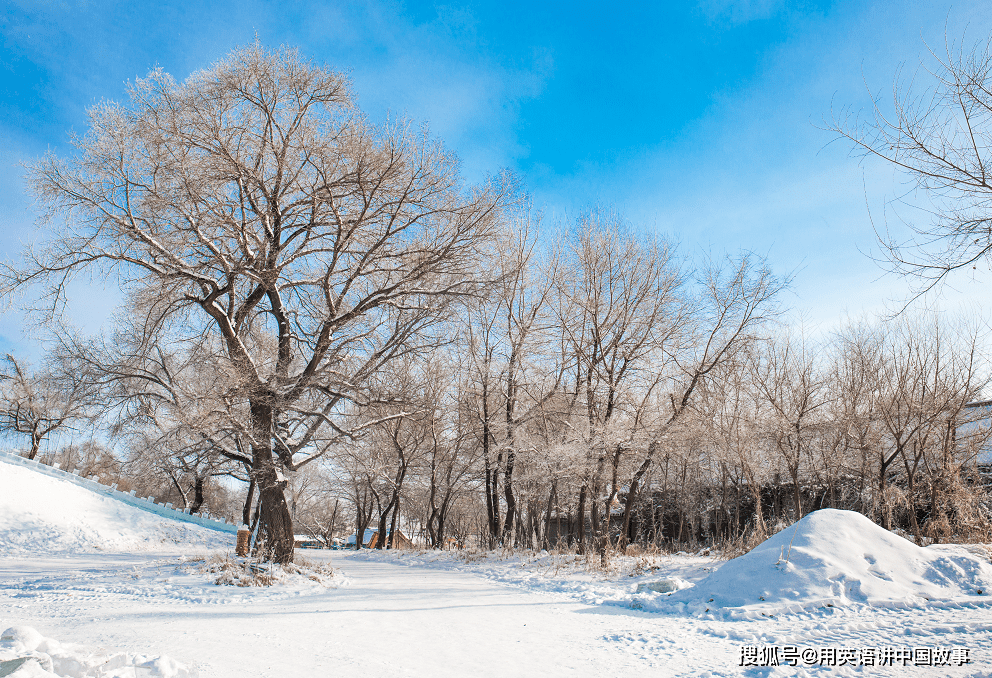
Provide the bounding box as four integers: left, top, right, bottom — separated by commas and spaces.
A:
0, 625, 193, 677
663, 508, 992, 614
0, 459, 231, 555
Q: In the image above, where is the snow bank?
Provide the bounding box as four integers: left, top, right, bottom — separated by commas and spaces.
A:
0, 625, 193, 677
661, 508, 992, 615
0, 459, 231, 555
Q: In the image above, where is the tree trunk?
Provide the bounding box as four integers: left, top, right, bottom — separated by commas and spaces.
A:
427, 451, 439, 547
483, 455, 498, 545
590, 495, 601, 551
542, 483, 557, 550
902, 440, 925, 545
749, 478, 766, 540
515, 507, 526, 548
501, 449, 516, 544
878, 447, 900, 531
481, 377, 500, 545
621, 441, 657, 547
354, 489, 373, 550
28, 429, 42, 461
241, 474, 256, 527
790, 464, 802, 522
250, 401, 294, 563
436, 491, 453, 548
577, 484, 587, 553
599, 444, 622, 557
375, 493, 397, 550
388, 495, 401, 549
189, 475, 206, 514
169, 472, 190, 510
325, 499, 341, 546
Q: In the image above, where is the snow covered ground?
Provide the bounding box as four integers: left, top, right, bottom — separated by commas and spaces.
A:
0, 461, 230, 556
2, 459, 992, 676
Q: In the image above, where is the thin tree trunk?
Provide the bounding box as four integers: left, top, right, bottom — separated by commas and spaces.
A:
388, 496, 401, 549
375, 493, 397, 550
577, 484, 587, 553
501, 449, 517, 544
542, 482, 557, 550
241, 466, 256, 527
355, 488, 373, 550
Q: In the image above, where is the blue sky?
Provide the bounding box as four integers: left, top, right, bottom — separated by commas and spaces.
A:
2, 0, 992, 358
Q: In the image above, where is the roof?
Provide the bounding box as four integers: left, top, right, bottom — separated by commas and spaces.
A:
345, 529, 377, 545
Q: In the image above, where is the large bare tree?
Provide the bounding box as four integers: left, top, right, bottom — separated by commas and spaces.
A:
5, 45, 513, 562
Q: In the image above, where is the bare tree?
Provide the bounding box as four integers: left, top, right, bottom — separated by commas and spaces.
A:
830, 36, 992, 300
0, 354, 94, 460
873, 316, 986, 535
555, 213, 684, 555
750, 330, 828, 521
338, 446, 377, 550
55, 321, 255, 517
461, 219, 560, 546
288, 462, 344, 546
703, 355, 769, 541
422, 358, 479, 549
7, 45, 513, 562
38, 438, 123, 483
619, 253, 786, 544
495, 224, 563, 546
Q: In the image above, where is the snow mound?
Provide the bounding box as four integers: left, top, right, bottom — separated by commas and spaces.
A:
0, 460, 231, 555
0, 624, 194, 677
664, 509, 992, 614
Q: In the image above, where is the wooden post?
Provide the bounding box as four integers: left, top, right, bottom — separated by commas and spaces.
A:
236, 526, 251, 556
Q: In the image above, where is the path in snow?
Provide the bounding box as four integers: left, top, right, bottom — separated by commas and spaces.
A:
2, 550, 991, 677
0, 550, 720, 677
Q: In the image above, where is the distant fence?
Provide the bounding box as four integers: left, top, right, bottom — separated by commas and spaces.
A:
0, 450, 238, 534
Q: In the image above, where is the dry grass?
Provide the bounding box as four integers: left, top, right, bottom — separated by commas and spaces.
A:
443, 541, 715, 581
186, 553, 340, 587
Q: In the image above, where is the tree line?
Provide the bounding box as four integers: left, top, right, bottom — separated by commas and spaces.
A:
4, 214, 989, 557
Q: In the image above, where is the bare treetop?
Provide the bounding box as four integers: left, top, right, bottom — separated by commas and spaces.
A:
830, 36, 992, 302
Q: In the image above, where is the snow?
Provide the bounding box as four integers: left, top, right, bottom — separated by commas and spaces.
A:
0, 459, 230, 556
2, 461, 992, 676
0, 624, 193, 677
662, 509, 992, 616
2, 548, 991, 676
351, 545, 716, 610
